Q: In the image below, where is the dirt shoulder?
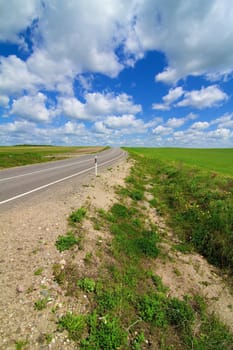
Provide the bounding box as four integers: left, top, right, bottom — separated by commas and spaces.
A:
0, 159, 130, 349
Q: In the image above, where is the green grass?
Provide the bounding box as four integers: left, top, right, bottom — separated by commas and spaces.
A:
69, 207, 87, 224
126, 147, 233, 177
34, 297, 49, 310
0, 145, 106, 169
55, 231, 80, 252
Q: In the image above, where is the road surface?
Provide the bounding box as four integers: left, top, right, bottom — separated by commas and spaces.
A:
0, 147, 126, 207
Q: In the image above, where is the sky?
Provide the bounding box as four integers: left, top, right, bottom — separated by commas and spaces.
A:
0, 0, 233, 147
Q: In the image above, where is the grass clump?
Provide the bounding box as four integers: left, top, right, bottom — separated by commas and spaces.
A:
55, 231, 80, 252
69, 207, 86, 224
58, 313, 85, 341
77, 277, 96, 293
34, 267, 44, 276
34, 297, 49, 311
15, 340, 28, 350
81, 312, 127, 350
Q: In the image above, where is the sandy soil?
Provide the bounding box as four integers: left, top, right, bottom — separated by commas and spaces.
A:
0, 157, 232, 349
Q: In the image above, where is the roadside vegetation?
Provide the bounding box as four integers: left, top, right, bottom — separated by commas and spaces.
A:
49, 147, 233, 349
0, 145, 107, 169
126, 148, 233, 272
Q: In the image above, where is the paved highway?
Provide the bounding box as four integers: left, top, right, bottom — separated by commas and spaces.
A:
0, 148, 126, 206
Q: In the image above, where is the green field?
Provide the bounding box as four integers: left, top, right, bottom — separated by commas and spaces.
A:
0, 145, 106, 169
125, 148, 233, 177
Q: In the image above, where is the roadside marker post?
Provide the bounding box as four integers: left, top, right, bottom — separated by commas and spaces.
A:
95, 155, 98, 176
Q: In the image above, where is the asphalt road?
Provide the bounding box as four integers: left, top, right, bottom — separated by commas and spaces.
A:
0, 148, 126, 207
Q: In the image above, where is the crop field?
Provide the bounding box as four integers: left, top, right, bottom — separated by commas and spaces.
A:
126, 147, 233, 177
0, 145, 106, 169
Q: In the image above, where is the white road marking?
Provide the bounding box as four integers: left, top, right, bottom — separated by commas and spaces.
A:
0, 153, 125, 206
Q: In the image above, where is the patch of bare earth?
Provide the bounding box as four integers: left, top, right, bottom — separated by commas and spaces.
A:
0, 159, 131, 350
143, 190, 233, 333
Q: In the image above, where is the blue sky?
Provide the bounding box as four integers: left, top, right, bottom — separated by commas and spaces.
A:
0, 0, 233, 147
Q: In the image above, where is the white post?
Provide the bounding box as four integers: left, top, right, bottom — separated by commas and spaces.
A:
94, 155, 98, 176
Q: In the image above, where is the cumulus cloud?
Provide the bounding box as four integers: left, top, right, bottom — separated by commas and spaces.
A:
152, 125, 172, 135
0, 0, 39, 43
190, 121, 210, 130
154, 85, 228, 111
211, 113, 233, 128
94, 114, 147, 135
152, 0, 233, 83
10, 92, 53, 122
166, 117, 186, 128
177, 85, 228, 109
58, 92, 142, 121
0, 95, 9, 107
0, 55, 41, 95
153, 86, 184, 110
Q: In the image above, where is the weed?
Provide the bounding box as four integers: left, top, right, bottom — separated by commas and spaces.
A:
137, 293, 168, 327
95, 288, 122, 313
173, 268, 182, 276
131, 332, 145, 350
149, 272, 169, 293
166, 297, 194, 331
84, 252, 93, 264
15, 340, 28, 350
34, 297, 49, 311
173, 242, 192, 254
55, 231, 80, 252
69, 207, 87, 224
45, 333, 53, 344
77, 277, 96, 293
58, 313, 85, 341
129, 189, 144, 201
34, 267, 43, 276
80, 312, 127, 349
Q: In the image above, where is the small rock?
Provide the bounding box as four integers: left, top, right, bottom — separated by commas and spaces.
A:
16, 285, 24, 293
40, 289, 50, 298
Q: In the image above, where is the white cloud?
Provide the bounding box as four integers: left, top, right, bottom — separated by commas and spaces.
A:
0, 95, 9, 107
58, 92, 142, 121
153, 86, 184, 110
104, 114, 144, 129
154, 85, 228, 111
152, 125, 172, 135
58, 97, 86, 120
85, 92, 141, 116
211, 113, 233, 129
208, 128, 231, 139
10, 92, 52, 122
177, 85, 228, 109
163, 87, 184, 105
152, 103, 169, 111
152, 0, 233, 83
166, 117, 185, 128
1, 0, 233, 92
0, 0, 39, 43
190, 121, 210, 130
0, 55, 41, 95
94, 114, 147, 136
